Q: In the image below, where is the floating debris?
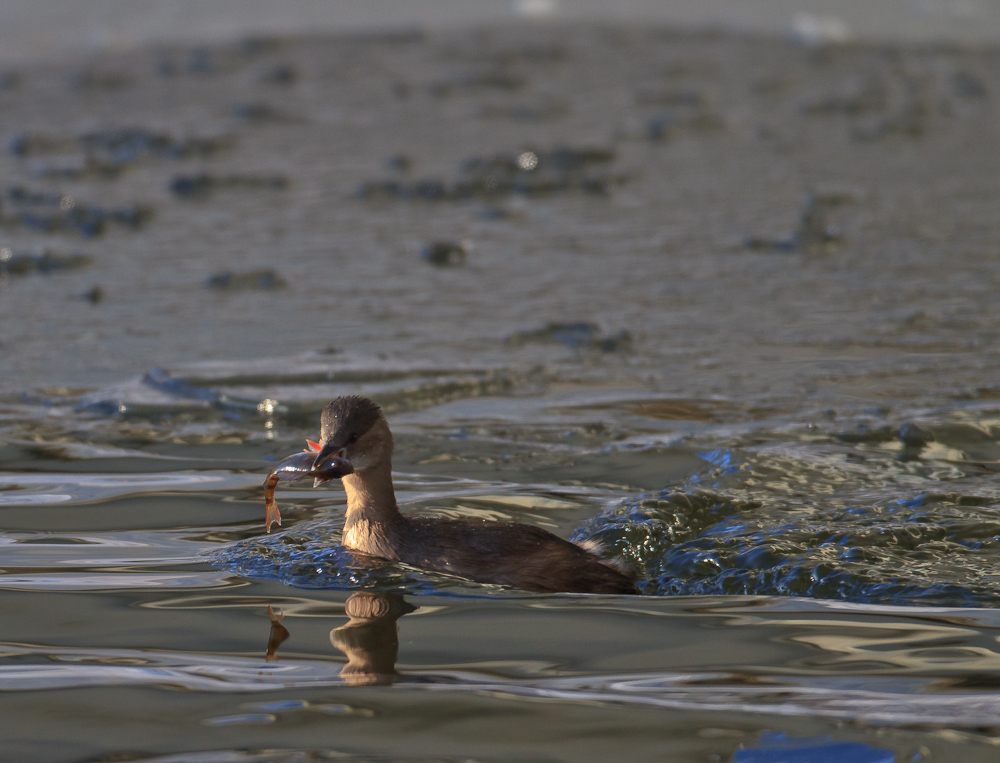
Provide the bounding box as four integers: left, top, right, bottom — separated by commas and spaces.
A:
420, 240, 469, 267
171, 173, 290, 198
205, 269, 287, 291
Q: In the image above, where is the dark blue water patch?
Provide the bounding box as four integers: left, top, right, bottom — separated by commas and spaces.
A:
697, 448, 739, 473
212, 524, 494, 596
733, 732, 895, 763
897, 494, 926, 509
574, 490, 1000, 607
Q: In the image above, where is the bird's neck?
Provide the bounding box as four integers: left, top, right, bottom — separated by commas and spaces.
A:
341, 460, 403, 528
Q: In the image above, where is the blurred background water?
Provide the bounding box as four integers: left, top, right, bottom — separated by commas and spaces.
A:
2, 2, 1000, 762
3, 0, 1000, 65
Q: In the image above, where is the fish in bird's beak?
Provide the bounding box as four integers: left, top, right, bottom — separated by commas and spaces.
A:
262, 443, 355, 532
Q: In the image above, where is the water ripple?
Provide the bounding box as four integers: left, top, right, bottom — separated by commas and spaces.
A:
577, 487, 1000, 606
6, 643, 1000, 727
0, 571, 241, 591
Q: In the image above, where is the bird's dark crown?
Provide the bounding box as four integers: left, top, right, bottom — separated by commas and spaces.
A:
320, 396, 383, 447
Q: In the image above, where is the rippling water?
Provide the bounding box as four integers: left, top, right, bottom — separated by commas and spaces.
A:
4, 19, 1000, 763
4, 356, 1000, 761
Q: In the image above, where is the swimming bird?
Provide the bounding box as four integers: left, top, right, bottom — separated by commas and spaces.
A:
295, 395, 637, 594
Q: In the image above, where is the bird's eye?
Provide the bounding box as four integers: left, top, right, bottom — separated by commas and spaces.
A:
348, 433, 359, 445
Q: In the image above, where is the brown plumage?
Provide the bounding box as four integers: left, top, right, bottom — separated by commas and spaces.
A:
308, 396, 637, 595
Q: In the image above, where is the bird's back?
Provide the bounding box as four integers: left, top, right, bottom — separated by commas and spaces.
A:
392, 516, 637, 594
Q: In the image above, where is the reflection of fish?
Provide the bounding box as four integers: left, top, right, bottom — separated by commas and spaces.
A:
331, 592, 416, 686
263, 443, 354, 532
264, 605, 289, 662
264, 395, 637, 594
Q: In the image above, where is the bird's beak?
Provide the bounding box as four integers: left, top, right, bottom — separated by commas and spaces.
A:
312, 442, 343, 469
311, 443, 354, 487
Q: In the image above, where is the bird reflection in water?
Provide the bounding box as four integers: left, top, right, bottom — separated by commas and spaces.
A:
333, 592, 417, 685
262, 592, 416, 685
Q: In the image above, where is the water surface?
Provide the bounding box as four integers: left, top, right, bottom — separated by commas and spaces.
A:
2, 21, 1000, 762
